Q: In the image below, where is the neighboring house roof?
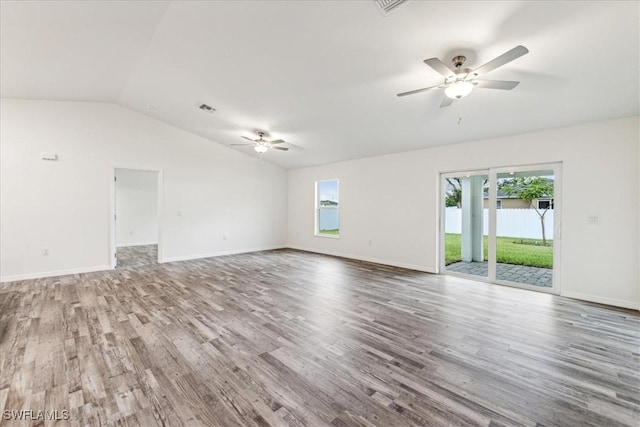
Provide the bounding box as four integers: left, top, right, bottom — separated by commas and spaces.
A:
483, 178, 554, 199
485, 190, 520, 199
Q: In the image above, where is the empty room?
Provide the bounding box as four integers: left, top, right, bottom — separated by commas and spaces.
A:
1, 1, 639, 426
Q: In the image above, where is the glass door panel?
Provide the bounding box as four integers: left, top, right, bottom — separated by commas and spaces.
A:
442, 172, 489, 279
494, 169, 555, 288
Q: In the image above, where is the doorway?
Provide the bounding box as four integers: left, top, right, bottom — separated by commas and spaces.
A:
440, 163, 561, 294
111, 168, 162, 269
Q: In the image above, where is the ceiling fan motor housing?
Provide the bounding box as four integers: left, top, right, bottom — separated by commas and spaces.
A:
451, 55, 467, 69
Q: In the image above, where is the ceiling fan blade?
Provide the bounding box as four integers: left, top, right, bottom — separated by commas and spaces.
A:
397, 84, 442, 97
231, 143, 254, 146
440, 96, 453, 108
272, 146, 289, 151
472, 45, 529, 76
269, 139, 285, 144
476, 80, 520, 90
241, 136, 256, 142
423, 57, 455, 78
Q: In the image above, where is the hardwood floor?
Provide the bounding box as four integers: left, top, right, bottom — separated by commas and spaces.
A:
0, 249, 638, 427
116, 245, 158, 269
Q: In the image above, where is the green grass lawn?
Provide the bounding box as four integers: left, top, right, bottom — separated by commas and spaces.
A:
445, 233, 553, 268
319, 229, 339, 236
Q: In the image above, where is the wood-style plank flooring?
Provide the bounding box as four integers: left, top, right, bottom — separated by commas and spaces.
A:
0, 249, 639, 426
116, 245, 158, 269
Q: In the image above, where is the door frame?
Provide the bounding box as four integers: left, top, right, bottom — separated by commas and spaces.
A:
439, 162, 562, 295
109, 165, 164, 269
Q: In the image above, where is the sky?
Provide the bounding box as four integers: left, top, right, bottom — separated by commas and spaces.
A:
318, 180, 338, 202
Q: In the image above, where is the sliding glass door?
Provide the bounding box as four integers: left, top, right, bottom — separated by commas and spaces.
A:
441, 163, 561, 294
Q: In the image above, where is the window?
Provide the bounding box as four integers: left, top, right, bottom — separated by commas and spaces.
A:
496, 200, 502, 209
537, 199, 553, 210
316, 179, 339, 237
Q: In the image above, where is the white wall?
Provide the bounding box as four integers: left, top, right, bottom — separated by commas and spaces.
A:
115, 168, 158, 247
0, 99, 288, 281
288, 116, 640, 309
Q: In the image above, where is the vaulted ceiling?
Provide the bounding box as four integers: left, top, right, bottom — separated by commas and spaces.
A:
2, 1, 638, 169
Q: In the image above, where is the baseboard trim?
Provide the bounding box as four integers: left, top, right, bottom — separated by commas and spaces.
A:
116, 242, 158, 248
560, 290, 639, 310
287, 246, 437, 274
161, 245, 287, 263
1, 265, 112, 283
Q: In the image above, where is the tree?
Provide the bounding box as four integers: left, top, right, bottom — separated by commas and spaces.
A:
498, 177, 554, 245
445, 177, 489, 208
445, 178, 462, 207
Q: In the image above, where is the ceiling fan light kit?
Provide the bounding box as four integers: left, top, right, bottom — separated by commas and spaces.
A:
444, 80, 474, 99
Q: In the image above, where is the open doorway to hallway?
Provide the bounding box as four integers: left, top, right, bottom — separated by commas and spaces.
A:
440, 163, 561, 294
113, 168, 161, 268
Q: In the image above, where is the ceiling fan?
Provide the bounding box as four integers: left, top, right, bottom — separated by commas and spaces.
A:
232, 131, 289, 153
397, 45, 529, 107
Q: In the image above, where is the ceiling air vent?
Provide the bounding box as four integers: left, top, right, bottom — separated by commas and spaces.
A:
198, 103, 216, 113
375, 0, 408, 15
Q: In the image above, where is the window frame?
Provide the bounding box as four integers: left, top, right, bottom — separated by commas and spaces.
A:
315, 179, 340, 238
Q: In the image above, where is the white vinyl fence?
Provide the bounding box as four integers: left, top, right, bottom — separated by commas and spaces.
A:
318, 209, 339, 231
445, 208, 554, 240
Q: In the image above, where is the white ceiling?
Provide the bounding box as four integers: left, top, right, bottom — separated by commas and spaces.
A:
2, 1, 638, 169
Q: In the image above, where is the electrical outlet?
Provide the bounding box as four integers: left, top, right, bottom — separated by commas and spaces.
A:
587, 216, 599, 225
42, 248, 49, 256
368, 240, 373, 246
222, 235, 227, 241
